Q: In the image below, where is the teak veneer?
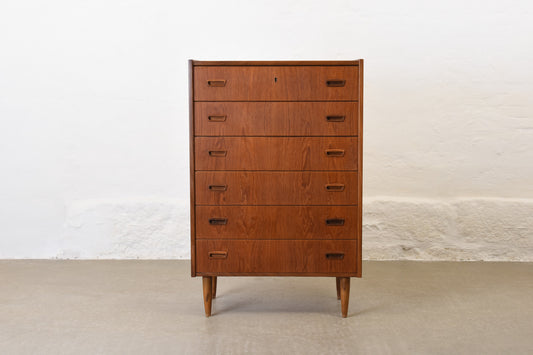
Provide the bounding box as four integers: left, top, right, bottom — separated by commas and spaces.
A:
189, 59, 363, 318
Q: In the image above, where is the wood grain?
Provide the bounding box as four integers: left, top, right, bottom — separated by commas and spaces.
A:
196, 206, 358, 239
189, 60, 197, 277
195, 171, 358, 205
202, 276, 212, 317
195, 102, 358, 136
189, 59, 364, 316
212, 276, 217, 298
340, 277, 350, 317
194, 66, 358, 101
195, 137, 358, 171
196, 240, 358, 274
356, 59, 364, 278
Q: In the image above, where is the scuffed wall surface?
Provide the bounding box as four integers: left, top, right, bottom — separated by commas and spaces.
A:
363, 198, 533, 261
0, 0, 532, 259
59, 199, 190, 259
53, 197, 533, 260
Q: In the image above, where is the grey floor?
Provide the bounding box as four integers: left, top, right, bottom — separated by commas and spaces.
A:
1, 261, 532, 354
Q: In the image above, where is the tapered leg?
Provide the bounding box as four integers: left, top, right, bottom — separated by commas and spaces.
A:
212, 276, 217, 298
340, 277, 350, 318
336, 277, 341, 300
202, 276, 213, 317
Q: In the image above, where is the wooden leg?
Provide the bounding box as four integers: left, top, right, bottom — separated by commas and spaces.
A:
336, 277, 341, 300
340, 277, 350, 318
212, 276, 217, 298
202, 276, 213, 317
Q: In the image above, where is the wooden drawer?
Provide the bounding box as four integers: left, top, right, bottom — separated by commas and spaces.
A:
194, 102, 358, 136
196, 206, 358, 239
195, 137, 357, 171
196, 240, 358, 275
194, 66, 358, 101
195, 171, 358, 205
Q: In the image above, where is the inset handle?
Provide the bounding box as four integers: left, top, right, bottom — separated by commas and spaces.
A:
325, 184, 345, 191
326, 80, 346, 87
209, 185, 227, 191
326, 218, 345, 226
326, 253, 345, 260
325, 149, 345, 157
326, 115, 345, 122
209, 218, 227, 225
208, 251, 228, 259
207, 80, 226, 87
208, 115, 227, 122
209, 150, 227, 157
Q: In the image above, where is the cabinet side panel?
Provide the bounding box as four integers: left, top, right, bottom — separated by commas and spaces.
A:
189, 60, 196, 277
357, 59, 364, 277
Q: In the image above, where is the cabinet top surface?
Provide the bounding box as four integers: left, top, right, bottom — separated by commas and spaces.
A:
191, 60, 362, 66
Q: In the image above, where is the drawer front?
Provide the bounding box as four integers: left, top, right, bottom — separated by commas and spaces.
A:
194, 102, 358, 136
195, 171, 358, 205
194, 66, 358, 101
195, 137, 357, 171
196, 206, 358, 239
196, 240, 358, 274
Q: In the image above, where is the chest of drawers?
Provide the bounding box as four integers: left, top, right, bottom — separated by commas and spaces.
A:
189, 60, 363, 317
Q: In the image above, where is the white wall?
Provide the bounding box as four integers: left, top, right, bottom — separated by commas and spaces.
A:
1, 0, 532, 260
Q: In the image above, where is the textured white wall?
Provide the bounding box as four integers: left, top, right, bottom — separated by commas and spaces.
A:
1, 0, 532, 260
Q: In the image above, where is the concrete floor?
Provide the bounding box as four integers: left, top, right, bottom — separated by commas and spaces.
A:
0, 261, 532, 355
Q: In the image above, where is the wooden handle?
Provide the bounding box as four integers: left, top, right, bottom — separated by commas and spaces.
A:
208, 251, 228, 259
208, 115, 227, 122
326, 116, 345, 122
209, 218, 227, 225
207, 80, 226, 87
325, 149, 345, 157
208, 185, 227, 191
326, 80, 346, 87
326, 218, 345, 226
208, 150, 227, 157
326, 253, 345, 260
325, 184, 345, 191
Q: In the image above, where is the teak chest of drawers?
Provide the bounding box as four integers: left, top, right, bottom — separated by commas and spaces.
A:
189, 60, 363, 318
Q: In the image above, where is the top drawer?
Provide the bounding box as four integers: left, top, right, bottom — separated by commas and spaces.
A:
194, 66, 358, 101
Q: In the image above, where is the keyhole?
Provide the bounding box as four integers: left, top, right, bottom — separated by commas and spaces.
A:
274, 77, 277, 83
